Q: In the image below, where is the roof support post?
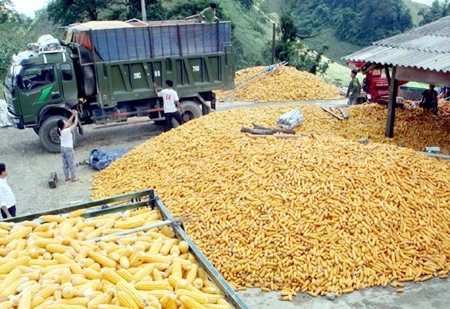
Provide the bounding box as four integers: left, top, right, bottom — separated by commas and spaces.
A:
384, 64, 391, 86
385, 66, 398, 138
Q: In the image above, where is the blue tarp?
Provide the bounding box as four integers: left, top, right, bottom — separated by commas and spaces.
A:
89, 148, 131, 171
89, 22, 232, 62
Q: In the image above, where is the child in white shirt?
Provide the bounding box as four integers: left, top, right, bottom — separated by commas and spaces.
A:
0, 163, 17, 219
57, 110, 78, 182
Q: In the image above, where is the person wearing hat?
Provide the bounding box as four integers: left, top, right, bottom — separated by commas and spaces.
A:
419, 84, 439, 118
198, 2, 219, 23
346, 69, 361, 105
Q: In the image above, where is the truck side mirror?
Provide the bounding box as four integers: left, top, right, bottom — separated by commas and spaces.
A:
16, 75, 24, 90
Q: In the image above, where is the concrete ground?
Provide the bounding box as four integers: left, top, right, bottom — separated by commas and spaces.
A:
1, 98, 448, 308
238, 277, 450, 308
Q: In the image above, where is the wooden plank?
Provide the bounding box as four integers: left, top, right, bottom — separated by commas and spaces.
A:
249, 135, 300, 139
337, 107, 349, 119
321, 107, 343, 120
385, 66, 398, 138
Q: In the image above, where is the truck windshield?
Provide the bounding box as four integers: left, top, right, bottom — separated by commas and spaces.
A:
20, 65, 55, 91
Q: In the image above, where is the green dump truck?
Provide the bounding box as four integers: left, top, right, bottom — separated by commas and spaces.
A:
3, 20, 235, 152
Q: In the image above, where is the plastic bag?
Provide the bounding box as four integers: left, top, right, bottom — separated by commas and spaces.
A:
89, 148, 131, 171
276, 109, 305, 129
0, 100, 12, 127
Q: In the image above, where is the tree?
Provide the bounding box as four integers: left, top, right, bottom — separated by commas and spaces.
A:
273, 11, 328, 74
240, 0, 254, 10
47, 0, 112, 25
121, 0, 166, 20
419, 0, 450, 25
289, 0, 413, 46
0, 0, 13, 23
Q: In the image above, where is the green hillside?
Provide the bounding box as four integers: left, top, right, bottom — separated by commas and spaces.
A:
403, 0, 428, 25
302, 0, 429, 64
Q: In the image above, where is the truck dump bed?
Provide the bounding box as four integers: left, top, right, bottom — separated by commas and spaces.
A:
65, 20, 235, 107
67, 20, 232, 61
1, 189, 248, 309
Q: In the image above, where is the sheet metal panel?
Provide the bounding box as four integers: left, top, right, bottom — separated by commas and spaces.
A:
343, 16, 450, 73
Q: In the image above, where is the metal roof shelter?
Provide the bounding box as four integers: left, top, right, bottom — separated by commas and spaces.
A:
344, 16, 450, 137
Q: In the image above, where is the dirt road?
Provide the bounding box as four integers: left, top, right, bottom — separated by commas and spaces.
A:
0, 119, 163, 215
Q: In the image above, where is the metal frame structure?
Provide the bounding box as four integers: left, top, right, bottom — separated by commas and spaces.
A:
5, 189, 249, 309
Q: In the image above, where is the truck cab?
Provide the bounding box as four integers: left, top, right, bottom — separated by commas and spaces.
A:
5, 47, 78, 130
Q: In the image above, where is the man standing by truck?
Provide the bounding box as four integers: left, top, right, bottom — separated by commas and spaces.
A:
154, 81, 185, 132
346, 69, 361, 105
198, 2, 219, 23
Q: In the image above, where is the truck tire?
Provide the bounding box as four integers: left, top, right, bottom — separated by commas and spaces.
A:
39, 116, 78, 153
181, 101, 202, 122
154, 101, 201, 127
81, 65, 95, 97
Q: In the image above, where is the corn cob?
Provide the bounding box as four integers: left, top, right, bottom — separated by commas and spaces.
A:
88, 251, 116, 268
116, 280, 145, 309
116, 291, 139, 309
114, 217, 145, 229
176, 289, 208, 304
135, 280, 171, 291
160, 226, 175, 238
98, 305, 130, 309
117, 269, 134, 282
0, 269, 22, 298
180, 295, 207, 309
39, 215, 66, 223
160, 292, 177, 309
0, 256, 30, 275
148, 237, 164, 254
89, 292, 113, 309
62, 285, 75, 299
178, 241, 189, 254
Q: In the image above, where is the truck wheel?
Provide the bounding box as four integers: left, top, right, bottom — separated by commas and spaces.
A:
39, 116, 78, 153
181, 101, 202, 122
81, 65, 95, 97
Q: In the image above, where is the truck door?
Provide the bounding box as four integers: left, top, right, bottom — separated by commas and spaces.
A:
59, 63, 78, 103
18, 64, 62, 125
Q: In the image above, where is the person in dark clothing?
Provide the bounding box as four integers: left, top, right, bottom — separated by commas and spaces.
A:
346, 69, 361, 105
419, 84, 439, 118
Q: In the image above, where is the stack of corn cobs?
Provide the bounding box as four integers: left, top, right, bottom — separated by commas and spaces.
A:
91, 104, 450, 299
0, 207, 233, 309
215, 66, 343, 102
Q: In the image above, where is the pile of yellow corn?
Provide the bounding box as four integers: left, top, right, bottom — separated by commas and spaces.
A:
216, 66, 343, 102
0, 208, 232, 308
304, 104, 450, 154
91, 104, 450, 298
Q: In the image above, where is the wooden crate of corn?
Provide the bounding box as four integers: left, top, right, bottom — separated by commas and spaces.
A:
91, 105, 450, 299
0, 190, 247, 309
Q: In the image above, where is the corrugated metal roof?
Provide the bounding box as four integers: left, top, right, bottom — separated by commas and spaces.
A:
343, 16, 450, 73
